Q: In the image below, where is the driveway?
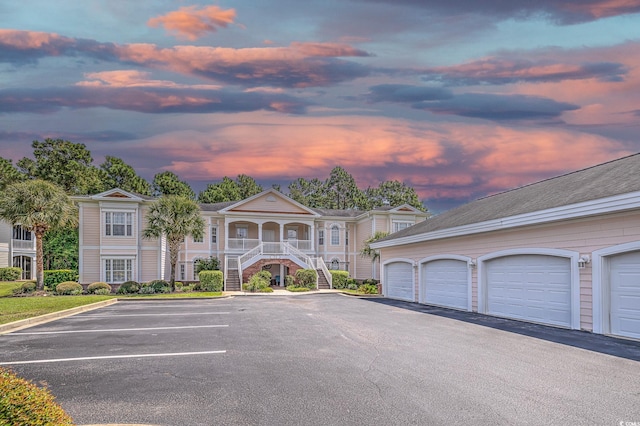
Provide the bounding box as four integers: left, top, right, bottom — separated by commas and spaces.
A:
1, 294, 638, 425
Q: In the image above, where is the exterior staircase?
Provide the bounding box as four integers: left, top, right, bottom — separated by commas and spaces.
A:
225, 269, 242, 291
317, 269, 330, 289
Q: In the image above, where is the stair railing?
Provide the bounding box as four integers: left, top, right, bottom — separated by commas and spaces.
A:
315, 257, 333, 289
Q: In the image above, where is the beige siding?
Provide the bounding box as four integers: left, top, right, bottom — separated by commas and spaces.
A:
81, 249, 100, 284
231, 193, 312, 214
355, 217, 374, 279
140, 250, 160, 282
82, 205, 101, 244
379, 210, 640, 331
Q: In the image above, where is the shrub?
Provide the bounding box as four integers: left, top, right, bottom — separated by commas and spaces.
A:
346, 278, 359, 290
199, 270, 224, 292
15, 281, 36, 294
87, 282, 111, 294
295, 269, 317, 289
44, 270, 78, 291
244, 271, 271, 292
138, 286, 156, 294
284, 275, 294, 286
0, 267, 22, 281
0, 367, 74, 425
55, 281, 83, 295
259, 287, 274, 293
116, 280, 140, 294
174, 282, 183, 289
329, 270, 349, 289
358, 284, 379, 294
194, 256, 220, 274
93, 288, 111, 295
148, 280, 169, 292
286, 285, 310, 292
362, 278, 379, 286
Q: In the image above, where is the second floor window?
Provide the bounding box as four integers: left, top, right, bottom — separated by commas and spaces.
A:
331, 225, 339, 245
318, 230, 324, 245
393, 221, 412, 233
105, 212, 132, 237
12, 225, 32, 241
236, 225, 248, 239
211, 227, 217, 244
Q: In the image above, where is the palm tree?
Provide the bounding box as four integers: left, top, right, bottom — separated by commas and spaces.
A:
0, 180, 77, 290
360, 231, 389, 263
142, 195, 204, 290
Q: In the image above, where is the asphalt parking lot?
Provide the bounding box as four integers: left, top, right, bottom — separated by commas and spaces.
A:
1, 294, 639, 426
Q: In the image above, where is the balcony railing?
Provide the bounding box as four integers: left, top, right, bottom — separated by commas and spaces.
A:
227, 238, 313, 252
12, 239, 35, 251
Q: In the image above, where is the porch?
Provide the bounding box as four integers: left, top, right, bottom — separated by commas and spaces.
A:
225, 220, 316, 254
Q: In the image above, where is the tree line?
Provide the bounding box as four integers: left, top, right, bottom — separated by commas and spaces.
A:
1, 139, 427, 211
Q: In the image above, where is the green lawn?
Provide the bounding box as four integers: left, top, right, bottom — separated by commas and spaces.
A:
0, 281, 22, 298
119, 292, 223, 299
0, 295, 114, 325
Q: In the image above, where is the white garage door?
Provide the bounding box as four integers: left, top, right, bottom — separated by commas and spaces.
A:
422, 259, 468, 310
485, 255, 571, 327
386, 262, 414, 301
609, 251, 640, 340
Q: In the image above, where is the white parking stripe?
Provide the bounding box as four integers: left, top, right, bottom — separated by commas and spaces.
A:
68, 312, 230, 318
0, 350, 226, 365
8, 324, 228, 335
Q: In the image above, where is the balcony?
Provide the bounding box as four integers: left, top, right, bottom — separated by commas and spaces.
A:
12, 239, 35, 251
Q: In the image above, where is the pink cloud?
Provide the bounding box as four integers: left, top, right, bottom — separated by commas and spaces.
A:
148, 5, 236, 40
561, 0, 640, 19
76, 70, 220, 89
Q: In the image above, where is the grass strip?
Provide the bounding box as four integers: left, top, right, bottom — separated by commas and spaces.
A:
0, 282, 22, 298
0, 295, 114, 325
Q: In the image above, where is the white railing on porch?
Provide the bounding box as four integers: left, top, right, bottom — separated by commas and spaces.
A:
314, 257, 333, 289
12, 239, 35, 251
286, 239, 312, 251
228, 239, 260, 251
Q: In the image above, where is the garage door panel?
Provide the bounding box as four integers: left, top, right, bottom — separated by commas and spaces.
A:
386, 262, 414, 301
609, 251, 640, 339
422, 259, 468, 310
486, 255, 572, 327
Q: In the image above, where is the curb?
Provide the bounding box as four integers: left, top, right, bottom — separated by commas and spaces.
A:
0, 299, 118, 335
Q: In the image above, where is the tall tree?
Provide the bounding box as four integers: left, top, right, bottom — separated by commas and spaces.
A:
17, 139, 104, 195
197, 175, 263, 203
0, 157, 25, 190
287, 177, 327, 208
324, 166, 367, 210
152, 171, 195, 199
100, 156, 152, 195
360, 231, 389, 263
42, 226, 79, 270
0, 180, 77, 289
365, 180, 426, 211
142, 195, 205, 290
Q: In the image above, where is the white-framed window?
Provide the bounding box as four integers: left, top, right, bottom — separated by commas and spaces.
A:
330, 258, 340, 270
105, 211, 133, 237
180, 264, 185, 280
393, 221, 412, 233
12, 225, 32, 241
330, 225, 339, 245
287, 227, 298, 240
236, 225, 248, 239
318, 230, 324, 245
345, 229, 349, 246
211, 227, 217, 244
193, 233, 203, 243
104, 258, 133, 283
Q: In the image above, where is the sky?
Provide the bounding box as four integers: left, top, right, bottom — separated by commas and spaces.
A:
1, 1, 639, 213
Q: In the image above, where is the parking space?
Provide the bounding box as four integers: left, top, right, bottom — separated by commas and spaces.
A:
1, 294, 639, 426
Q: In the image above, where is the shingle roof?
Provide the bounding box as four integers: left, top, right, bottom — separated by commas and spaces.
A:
377, 153, 640, 242
199, 201, 238, 211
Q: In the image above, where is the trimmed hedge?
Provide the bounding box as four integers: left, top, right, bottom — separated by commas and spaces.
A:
0, 367, 74, 425
55, 281, 83, 295
116, 280, 140, 294
329, 270, 349, 289
87, 282, 112, 294
358, 284, 379, 294
44, 270, 78, 291
198, 271, 223, 292
148, 280, 170, 292
294, 269, 317, 289
15, 281, 36, 294
0, 267, 22, 281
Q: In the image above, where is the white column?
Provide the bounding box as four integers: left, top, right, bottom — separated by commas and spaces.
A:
258, 222, 263, 243
224, 219, 229, 252
309, 223, 315, 252
279, 223, 284, 243
280, 263, 285, 287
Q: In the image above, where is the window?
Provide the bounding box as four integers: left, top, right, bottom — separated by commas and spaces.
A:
236, 225, 248, 239
105, 212, 133, 236
345, 229, 349, 246
330, 225, 339, 245
193, 234, 203, 243
330, 259, 340, 270
211, 227, 217, 244
393, 221, 412, 233
180, 264, 185, 280
12, 225, 32, 241
318, 230, 324, 245
287, 227, 297, 240
104, 258, 132, 283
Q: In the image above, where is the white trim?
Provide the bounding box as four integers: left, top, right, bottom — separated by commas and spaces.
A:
418, 254, 473, 311
218, 188, 320, 217
592, 240, 640, 335
372, 191, 640, 249
382, 258, 416, 301
477, 248, 580, 329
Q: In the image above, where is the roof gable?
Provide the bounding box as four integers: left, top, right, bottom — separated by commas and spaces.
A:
87, 188, 151, 202
220, 189, 319, 216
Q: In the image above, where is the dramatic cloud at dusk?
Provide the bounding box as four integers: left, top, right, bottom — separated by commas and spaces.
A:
0, 1, 639, 212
